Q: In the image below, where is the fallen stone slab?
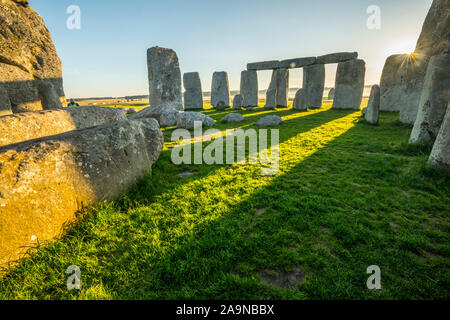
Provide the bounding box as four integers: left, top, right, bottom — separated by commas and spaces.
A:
147, 47, 182, 107
279, 57, 316, 69
365, 85, 380, 125
293, 89, 307, 111
240, 70, 258, 107
332, 59, 366, 110
0, 106, 127, 147
233, 94, 243, 110
257, 115, 282, 127
316, 52, 358, 64
176, 112, 215, 129
247, 60, 280, 71
224, 113, 244, 123
303, 64, 325, 108
211, 72, 230, 107
0, 83, 13, 116
183, 72, 203, 110
429, 101, 450, 171
129, 101, 181, 127
410, 53, 450, 144
0, 118, 164, 268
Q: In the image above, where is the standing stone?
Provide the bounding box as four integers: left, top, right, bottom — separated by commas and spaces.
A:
365, 85, 380, 125
410, 54, 450, 144
240, 70, 258, 107
332, 59, 366, 110
233, 94, 243, 110
0, 118, 163, 268
0, 0, 66, 113
429, 101, 450, 171
303, 64, 325, 109
211, 72, 230, 108
265, 70, 278, 109
328, 88, 335, 99
147, 47, 182, 109
276, 69, 289, 107
0, 83, 13, 116
38, 80, 63, 110
183, 72, 203, 110
293, 88, 307, 111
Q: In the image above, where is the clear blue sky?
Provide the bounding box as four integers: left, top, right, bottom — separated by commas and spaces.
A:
32, 0, 432, 98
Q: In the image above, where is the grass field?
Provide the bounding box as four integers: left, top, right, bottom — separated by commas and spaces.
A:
0, 99, 449, 300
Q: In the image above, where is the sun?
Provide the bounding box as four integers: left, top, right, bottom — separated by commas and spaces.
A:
388, 37, 418, 55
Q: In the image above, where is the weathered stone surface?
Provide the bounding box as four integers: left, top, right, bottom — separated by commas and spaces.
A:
38, 80, 63, 110
176, 112, 215, 129
247, 60, 280, 71
266, 69, 289, 108
0, 118, 164, 267
429, 101, 450, 170
215, 101, 227, 111
0, 106, 127, 147
380, 54, 427, 117
365, 85, 380, 125
233, 94, 243, 110
147, 47, 182, 108
211, 72, 230, 107
332, 59, 366, 110
328, 88, 335, 99
0, 82, 13, 116
293, 89, 307, 111
183, 72, 203, 110
265, 87, 277, 110
257, 115, 282, 127
279, 57, 316, 69
240, 70, 258, 107
129, 101, 181, 127
0, 0, 66, 113
224, 113, 244, 123
316, 52, 358, 64
410, 54, 450, 144
303, 64, 325, 109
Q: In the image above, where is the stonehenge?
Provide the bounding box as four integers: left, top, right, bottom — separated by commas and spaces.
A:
147, 46, 182, 109
233, 94, 243, 110
183, 72, 203, 110
429, 101, 450, 171
265, 68, 289, 108
332, 59, 366, 110
293, 89, 307, 111
211, 72, 230, 108
365, 85, 380, 125
240, 71, 258, 107
303, 64, 325, 109
0, 118, 163, 267
410, 53, 450, 144
0, 107, 127, 147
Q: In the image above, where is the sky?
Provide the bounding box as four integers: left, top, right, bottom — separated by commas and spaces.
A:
31, 0, 433, 98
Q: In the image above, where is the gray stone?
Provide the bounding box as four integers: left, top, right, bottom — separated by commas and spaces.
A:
361, 107, 368, 116
279, 57, 316, 69
0, 83, 12, 116
257, 115, 283, 127
176, 112, 215, 129
380, 54, 427, 118
129, 101, 181, 127
303, 64, 325, 109
215, 101, 227, 111
316, 52, 358, 64
211, 72, 230, 107
410, 53, 450, 144
0, 106, 127, 147
247, 60, 280, 71
183, 72, 203, 110
332, 59, 366, 110
266, 69, 289, 108
38, 80, 63, 110
147, 47, 182, 108
365, 85, 380, 124
233, 94, 243, 110
0, 118, 163, 268
224, 113, 244, 123
328, 88, 335, 99
429, 101, 450, 171
240, 70, 258, 107
293, 89, 307, 111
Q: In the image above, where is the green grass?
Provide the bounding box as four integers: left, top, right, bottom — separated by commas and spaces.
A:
0, 101, 449, 300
